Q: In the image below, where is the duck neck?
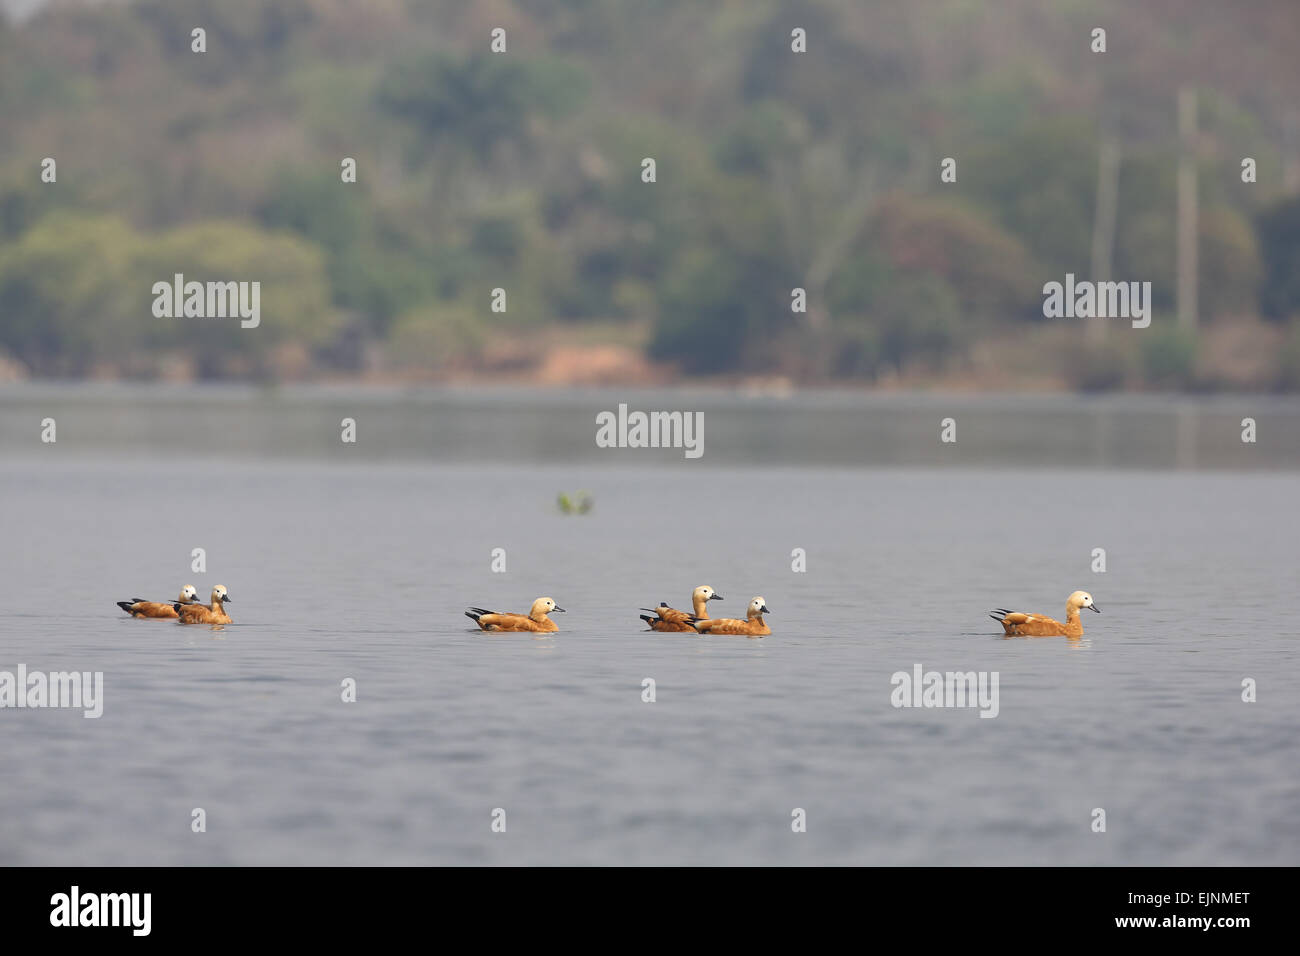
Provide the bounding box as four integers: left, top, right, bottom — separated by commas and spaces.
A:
692, 595, 709, 617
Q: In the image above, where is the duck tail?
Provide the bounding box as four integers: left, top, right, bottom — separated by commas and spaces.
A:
639, 614, 656, 625
116, 601, 135, 614
465, 609, 483, 624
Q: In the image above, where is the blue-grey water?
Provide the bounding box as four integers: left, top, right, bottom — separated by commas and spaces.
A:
0, 387, 1297, 865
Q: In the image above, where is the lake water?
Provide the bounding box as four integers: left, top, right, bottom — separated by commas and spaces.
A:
1, 386, 1297, 865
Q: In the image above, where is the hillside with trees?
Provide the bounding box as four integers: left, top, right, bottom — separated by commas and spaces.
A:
2, 0, 1300, 389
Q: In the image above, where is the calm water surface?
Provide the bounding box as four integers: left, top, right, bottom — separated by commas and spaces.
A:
0, 389, 1296, 865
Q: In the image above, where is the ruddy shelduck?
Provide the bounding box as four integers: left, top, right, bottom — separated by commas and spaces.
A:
175, 585, 232, 625
990, 590, 1099, 638
117, 585, 200, 619
640, 585, 723, 632
691, 596, 771, 638
465, 597, 565, 633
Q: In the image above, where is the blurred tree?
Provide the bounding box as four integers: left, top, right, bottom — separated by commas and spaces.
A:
1, 0, 1297, 388
1257, 196, 1300, 320
0, 215, 144, 375
385, 301, 485, 371
865, 195, 1038, 321
133, 0, 320, 73
0, 214, 337, 379
135, 220, 339, 377
830, 269, 963, 378
651, 248, 754, 373
965, 123, 1097, 278
257, 169, 433, 334
1140, 325, 1198, 388
376, 52, 587, 162
1198, 205, 1261, 319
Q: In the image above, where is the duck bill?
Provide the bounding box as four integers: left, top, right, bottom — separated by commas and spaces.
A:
552, 606, 566, 613
1088, 604, 1099, 613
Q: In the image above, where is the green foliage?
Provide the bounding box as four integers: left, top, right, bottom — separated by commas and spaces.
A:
964, 123, 1097, 277
1257, 196, 1300, 321
1069, 342, 1129, 393
376, 53, 588, 159
258, 168, 366, 255
385, 301, 485, 369
837, 271, 964, 376
556, 490, 593, 514
0, 0, 1294, 388
133, 0, 319, 67
137, 219, 338, 349
0, 213, 337, 377
865, 195, 1038, 321
1139, 325, 1198, 387
1116, 208, 1176, 315
1277, 321, 1300, 390
714, 104, 804, 176
0, 174, 56, 241
740, 1, 909, 135
256, 169, 431, 331
1199, 205, 1261, 319
651, 248, 755, 372
0, 215, 144, 374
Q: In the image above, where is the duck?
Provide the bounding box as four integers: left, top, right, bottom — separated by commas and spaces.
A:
691, 596, 771, 638
639, 585, 722, 632
176, 585, 232, 625
466, 597, 564, 633
117, 585, 200, 619
990, 590, 1099, 638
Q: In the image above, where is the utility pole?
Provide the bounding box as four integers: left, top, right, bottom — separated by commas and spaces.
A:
1177, 88, 1198, 332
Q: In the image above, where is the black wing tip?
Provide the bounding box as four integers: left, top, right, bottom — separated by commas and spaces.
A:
116, 601, 134, 613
